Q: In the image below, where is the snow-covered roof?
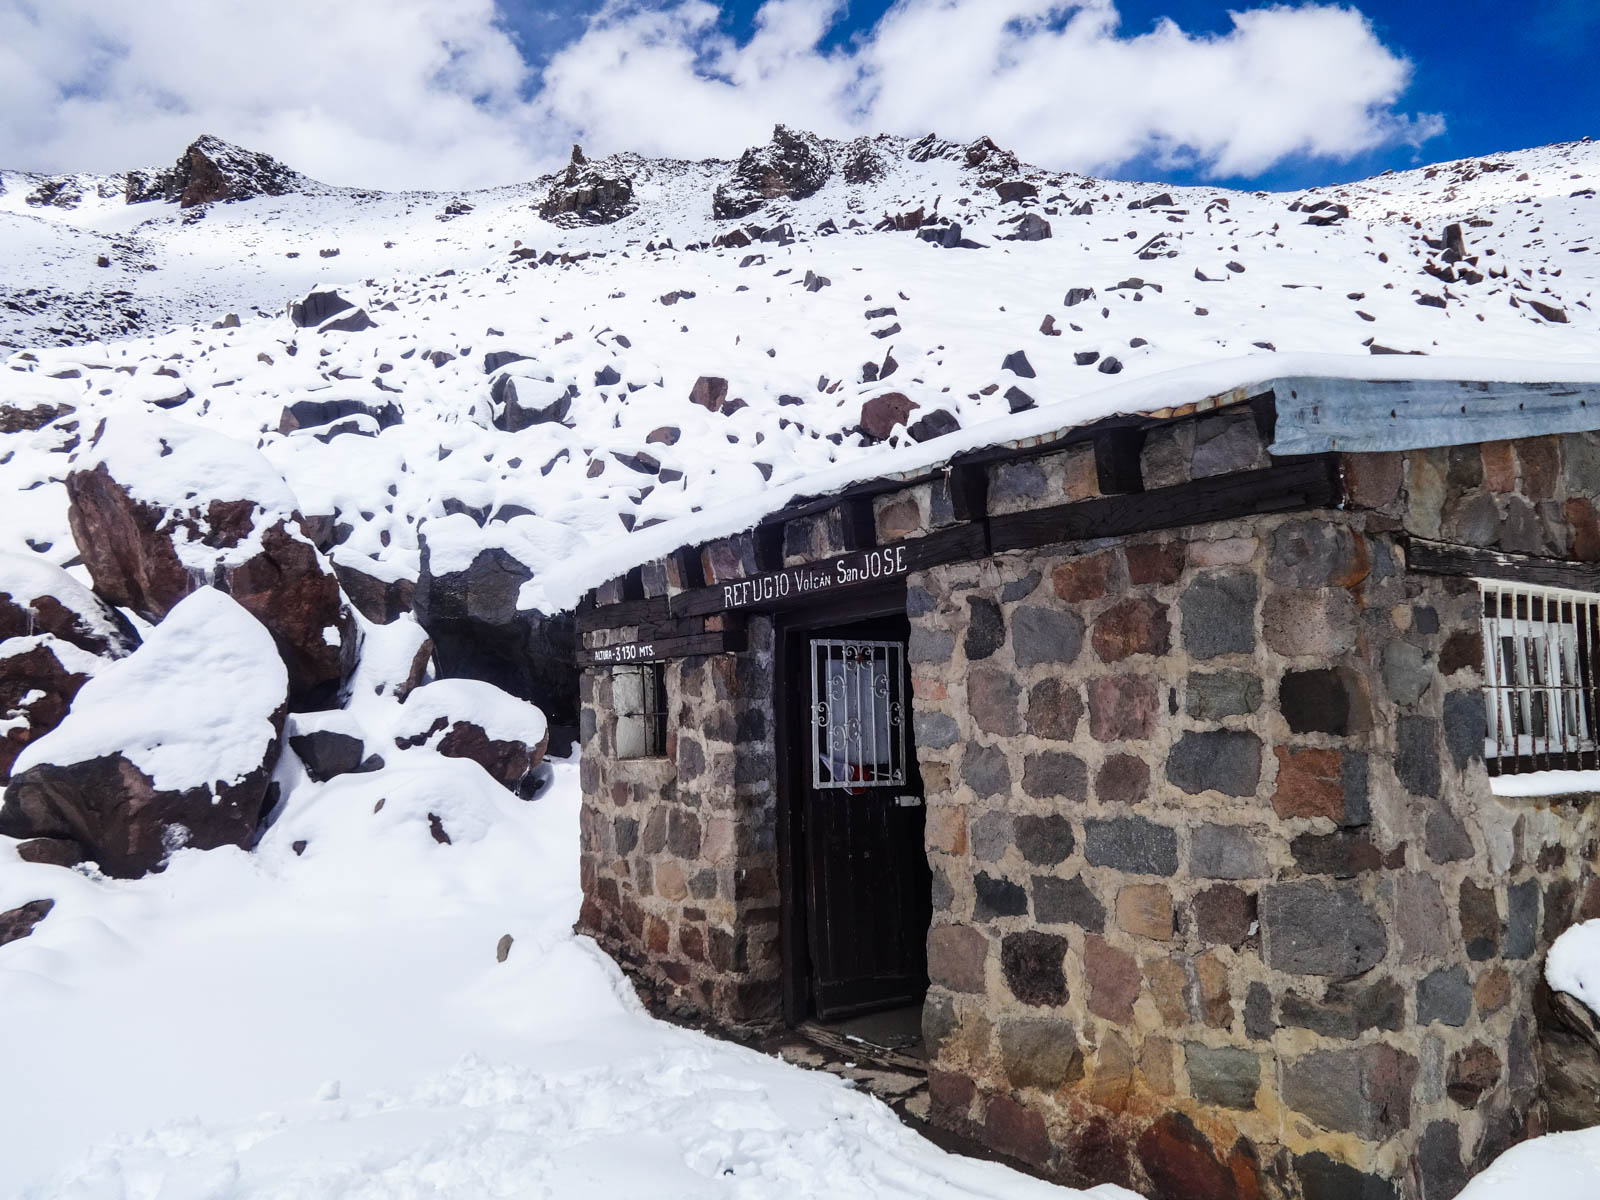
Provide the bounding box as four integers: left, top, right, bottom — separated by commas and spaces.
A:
524, 352, 1600, 614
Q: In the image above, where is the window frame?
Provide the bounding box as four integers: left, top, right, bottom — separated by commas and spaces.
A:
613, 661, 669, 760
1478, 577, 1600, 775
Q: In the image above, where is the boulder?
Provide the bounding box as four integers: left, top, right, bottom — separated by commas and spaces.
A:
287, 710, 383, 782
491, 376, 575, 432
0, 588, 289, 878
393, 679, 548, 796
331, 555, 415, 625
860, 392, 918, 441
908, 409, 961, 442
963, 136, 1020, 178
124, 135, 308, 208
1538, 977, 1600, 1130
538, 145, 637, 226
278, 398, 401, 436
0, 551, 140, 658
0, 899, 54, 948
65, 412, 353, 707
713, 125, 833, 220
414, 520, 578, 745
287, 289, 354, 328
0, 636, 103, 781
1006, 213, 1052, 241
0, 399, 73, 434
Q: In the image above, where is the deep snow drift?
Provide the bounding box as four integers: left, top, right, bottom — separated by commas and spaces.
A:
0, 757, 1130, 1200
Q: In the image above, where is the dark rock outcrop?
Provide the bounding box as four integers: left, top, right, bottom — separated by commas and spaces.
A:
1538, 977, 1600, 1130
713, 126, 833, 220
538, 145, 637, 226
413, 530, 578, 748
287, 290, 354, 328
842, 137, 889, 185
0, 552, 140, 658
0, 589, 288, 878
124, 135, 308, 208
65, 414, 352, 707
0, 638, 97, 781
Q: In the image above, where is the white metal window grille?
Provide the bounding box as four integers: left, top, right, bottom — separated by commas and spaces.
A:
1479, 579, 1599, 775
614, 662, 668, 759
810, 639, 908, 791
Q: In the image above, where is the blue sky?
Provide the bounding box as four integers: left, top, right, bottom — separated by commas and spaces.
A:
5, 1, 1597, 191
498, 0, 1600, 190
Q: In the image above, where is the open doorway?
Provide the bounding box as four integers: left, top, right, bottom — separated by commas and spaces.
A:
777, 598, 933, 1061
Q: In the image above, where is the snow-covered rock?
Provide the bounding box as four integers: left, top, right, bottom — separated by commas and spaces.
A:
394, 678, 548, 796
1, 588, 288, 877
0, 635, 104, 781
123, 134, 313, 208
0, 551, 139, 658
713, 124, 833, 219
414, 516, 580, 734
538, 145, 637, 226
66, 412, 353, 705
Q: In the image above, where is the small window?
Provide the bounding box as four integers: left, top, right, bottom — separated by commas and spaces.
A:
1480, 580, 1599, 774
614, 663, 668, 759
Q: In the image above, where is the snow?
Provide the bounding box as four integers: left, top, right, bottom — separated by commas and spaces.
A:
1490, 770, 1600, 797
1547, 918, 1600, 1021
11, 587, 286, 789
0, 755, 1129, 1200
396, 677, 549, 749
1458, 1128, 1600, 1200
0, 631, 107, 678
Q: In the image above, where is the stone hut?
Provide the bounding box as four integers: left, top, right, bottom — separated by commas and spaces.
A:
564, 370, 1600, 1199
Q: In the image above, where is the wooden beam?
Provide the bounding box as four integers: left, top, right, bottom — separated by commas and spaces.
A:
575, 594, 670, 633
1406, 537, 1600, 593
988, 453, 1341, 555
669, 521, 984, 619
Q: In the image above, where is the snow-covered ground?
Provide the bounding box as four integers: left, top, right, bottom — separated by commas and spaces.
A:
4, 130, 1600, 1198
1, 755, 1133, 1199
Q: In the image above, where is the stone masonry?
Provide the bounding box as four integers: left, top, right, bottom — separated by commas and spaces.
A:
577, 613, 783, 1025
909, 425, 1600, 1199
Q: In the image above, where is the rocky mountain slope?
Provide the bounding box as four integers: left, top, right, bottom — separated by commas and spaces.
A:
1, 127, 1597, 725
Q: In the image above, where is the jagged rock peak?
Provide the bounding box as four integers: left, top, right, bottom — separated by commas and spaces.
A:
712, 124, 833, 220
125, 134, 309, 209
539, 143, 637, 227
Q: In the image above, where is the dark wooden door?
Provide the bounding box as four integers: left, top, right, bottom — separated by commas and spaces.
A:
800, 619, 931, 1019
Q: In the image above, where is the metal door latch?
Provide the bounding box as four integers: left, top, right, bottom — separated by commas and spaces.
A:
895, 795, 923, 807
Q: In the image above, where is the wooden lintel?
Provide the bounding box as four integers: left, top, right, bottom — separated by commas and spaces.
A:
988, 453, 1341, 555
1406, 537, 1600, 593
575, 593, 670, 633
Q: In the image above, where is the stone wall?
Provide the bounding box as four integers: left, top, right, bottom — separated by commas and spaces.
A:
576, 615, 783, 1026
909, 495, 1599, 1198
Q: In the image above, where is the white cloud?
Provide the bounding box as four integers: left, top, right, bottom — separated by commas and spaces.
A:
0, 0, 1442, 189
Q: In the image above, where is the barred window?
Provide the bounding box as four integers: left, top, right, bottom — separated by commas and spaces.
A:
614, 663, 668, 759
1480, 580, 1599, 775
